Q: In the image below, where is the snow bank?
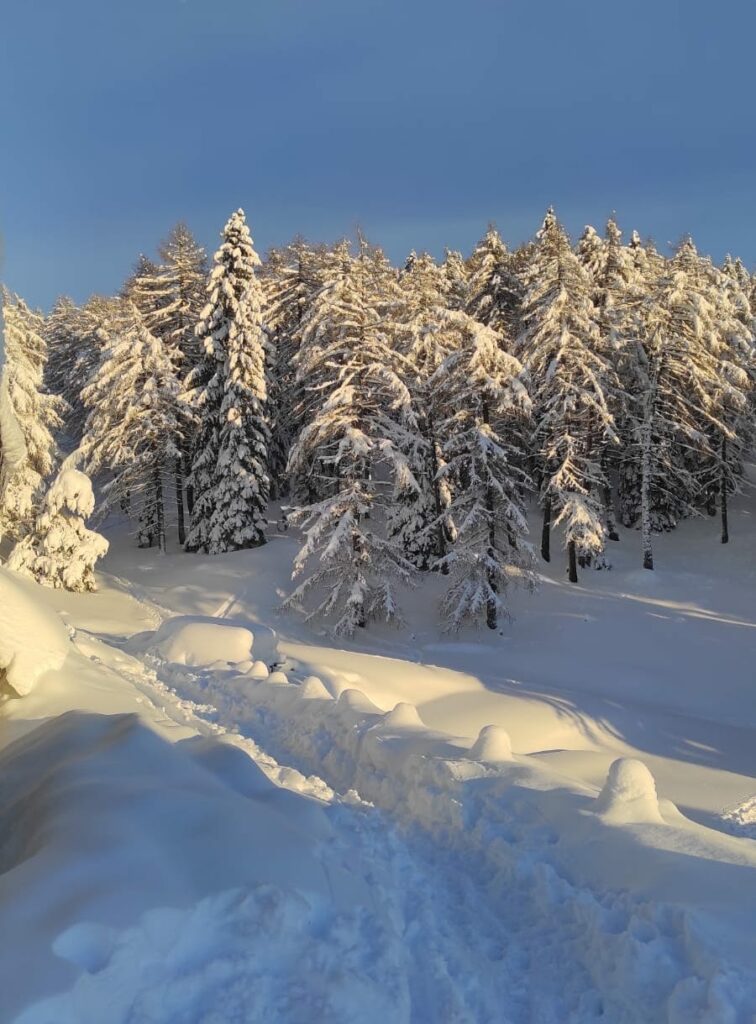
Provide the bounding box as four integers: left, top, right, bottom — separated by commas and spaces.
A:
0, 711, 399, 1023
152, 619, 254, 668
0, 568, 69, 695
596, 757, 664, 824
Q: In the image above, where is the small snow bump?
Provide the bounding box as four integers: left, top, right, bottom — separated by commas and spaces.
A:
470, 725, 513, 763
381, 702, 425, 729
596, 758, 663, 824
267, 670, 289, 685
246, 660, 270, 679
299, 675, 331, 700
337, 688, 379, 713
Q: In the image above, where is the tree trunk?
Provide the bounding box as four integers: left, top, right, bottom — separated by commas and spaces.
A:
640, 404, 654, 570
721, 436, 729, 544
602, 483, 619, 541
567, 540, 578, 583
183, 455, 194, 515
175, 463, 186, 547
155, 465, 166, 554
541, 494, 551, 562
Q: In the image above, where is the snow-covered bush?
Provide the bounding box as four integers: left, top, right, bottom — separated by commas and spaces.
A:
8, 468, 108, 593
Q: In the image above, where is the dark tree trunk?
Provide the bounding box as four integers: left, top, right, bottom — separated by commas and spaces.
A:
175, 463, 186, 547
183, 455, 194, 515
541, 495, 551, 562
567, 540, 578, 583
603, 483, 619, 541
721, 437, 729, 544
155, 465, 166, 554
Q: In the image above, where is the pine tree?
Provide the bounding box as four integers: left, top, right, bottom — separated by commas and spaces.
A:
82, 304, 180, 552
285, 240, 414, 634
519, 210, 618, 581
262, 238, 322, 497
8, 467, 108, 591
431, 312, 535, 629
466, 226, 523, 343
0, 290, 64, 541
624, 241, 730, 569
389, 252, 456, 568
184, 209, 270, 554
441, 248, 469, 310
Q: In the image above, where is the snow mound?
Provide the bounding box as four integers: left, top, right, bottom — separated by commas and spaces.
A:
0, 568, 69, 696
267, 670, 289, 685
338, 688, 381, 713
300, 675, 331, 699
46, 467, 97, 517
153, 619, 254, 668
596, 758, 664, 824
721, 794, 756, 839
470, 725, 513, 763
380, 702, 425, 730
247, 660, 269, 679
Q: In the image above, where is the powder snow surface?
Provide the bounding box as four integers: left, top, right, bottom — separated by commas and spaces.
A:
1, 486, 755, 1022
0, 567, 69, 695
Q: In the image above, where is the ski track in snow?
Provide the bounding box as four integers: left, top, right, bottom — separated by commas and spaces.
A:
64, 565, 756, 1024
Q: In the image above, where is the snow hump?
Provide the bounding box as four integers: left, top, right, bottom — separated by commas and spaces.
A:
0, 568, 69, 696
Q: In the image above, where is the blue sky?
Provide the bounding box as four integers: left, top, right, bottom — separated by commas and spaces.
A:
1, 0, 754, 309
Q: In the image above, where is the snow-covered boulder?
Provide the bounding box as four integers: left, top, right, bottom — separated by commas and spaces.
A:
470, 725, 513, 763
152, 620, 254, 669
596, 758, 664, 824
0, 568, 69, 696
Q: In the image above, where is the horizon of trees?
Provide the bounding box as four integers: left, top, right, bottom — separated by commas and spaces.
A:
0, 206, 753, 632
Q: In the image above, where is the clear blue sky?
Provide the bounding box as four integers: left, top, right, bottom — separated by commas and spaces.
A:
1, 0, 754, 309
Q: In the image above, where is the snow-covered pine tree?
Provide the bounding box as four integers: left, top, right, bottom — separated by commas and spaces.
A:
261, 238, 322, 497
148, 224, 209, 541
0, 290, 64, 541
8, 467, 108, 591
184, 209, 270, 554
81, 303, 180, 552
431, 312, 535, 629
441, 248, 469, 310
285, 239, 415, 634
694, 250, 754, 542
576, 219, 636, 543
623, 240, 731, 569
466, 226, 523, 344
518, 209, 619, 582
388, 252, 456, 569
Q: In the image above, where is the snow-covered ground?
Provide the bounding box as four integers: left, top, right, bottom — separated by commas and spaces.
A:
1, 492, 755, 1022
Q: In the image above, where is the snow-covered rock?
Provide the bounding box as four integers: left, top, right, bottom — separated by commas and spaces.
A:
0, 568, 69, 696
596, 758, 664, 824
152, 619, 254, 668
470, 725, 513, 763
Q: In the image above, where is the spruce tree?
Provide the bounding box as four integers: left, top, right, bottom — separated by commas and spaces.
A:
285, 240, 414, 634
0, 290, 64, 541
519, 210, 618, 581
466, 226, 523, 344
184, 209, 270, 554
431, 312, 535, 629
8, 467, 108, 591
82, 303, 180, 552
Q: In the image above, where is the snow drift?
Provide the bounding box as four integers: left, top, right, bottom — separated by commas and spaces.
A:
0, 568, 69, 696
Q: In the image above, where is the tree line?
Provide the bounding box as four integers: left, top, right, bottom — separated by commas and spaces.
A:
1, 207, 753, 628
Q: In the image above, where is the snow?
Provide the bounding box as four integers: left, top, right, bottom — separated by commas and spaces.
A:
152, 618, 255, 668
470, 723, 513, 762
1, 484, 755, 1021
0, 567, 70, 696
596, 757, 664, 824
